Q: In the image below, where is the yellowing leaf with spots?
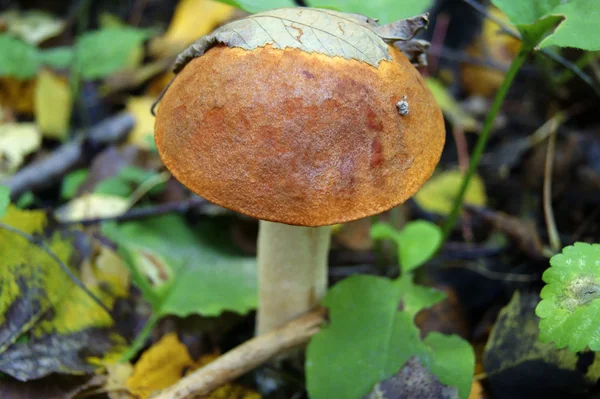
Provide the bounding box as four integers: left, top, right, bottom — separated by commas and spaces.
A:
414, 170, 487, 215
34, 69, 72, 139
150, 0, 236, 57
0, 206, 128, 381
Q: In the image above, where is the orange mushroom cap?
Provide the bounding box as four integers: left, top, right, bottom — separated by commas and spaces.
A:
155, 41, 444, 226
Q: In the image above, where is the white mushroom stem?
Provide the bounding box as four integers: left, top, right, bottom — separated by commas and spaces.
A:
256, 221, 332, 335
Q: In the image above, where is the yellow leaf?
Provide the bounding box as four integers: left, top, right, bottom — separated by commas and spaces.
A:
34, 69, 73, 139
461, 7, 521, 97
414, 170, 487, 215
426, 78, 480, 132
0, 122, 41, 179
150, 0, 236, 57
55, 193, 130, 223
125, 96, 156, 149
0, 77, 36, 114
126, 333, 195, 398
106, 362, 135, 399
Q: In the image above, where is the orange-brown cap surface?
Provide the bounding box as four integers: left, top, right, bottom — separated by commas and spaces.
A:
155, 44, 445, 226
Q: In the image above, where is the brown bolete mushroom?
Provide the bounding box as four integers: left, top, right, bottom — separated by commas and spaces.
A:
153, 8, 445, 334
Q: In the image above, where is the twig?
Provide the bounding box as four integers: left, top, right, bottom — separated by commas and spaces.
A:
153, 308, 326, 399
0, 221, 112, 316
452, 260, 539, 282
543, 114, 562, 252
3, 113, 135, 200
59, 196, 207, 226
463, 0, 600, 97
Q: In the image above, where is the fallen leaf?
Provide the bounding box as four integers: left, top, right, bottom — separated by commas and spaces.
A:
0, 206, 126, 381
150, 0, 236, 57
0, 77, 36, 113
414, 170, 487, 216
125, 97, 156, 149
461, 7, 520, 97
126, 333, 194, 398
0, 10, 64, 45
55, 193, 130, 222
0, 122, 41, 179
34, 69, 72, 139
484, 291, 600, 398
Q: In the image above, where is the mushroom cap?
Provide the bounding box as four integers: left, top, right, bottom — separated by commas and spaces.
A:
155, 44, 445, 226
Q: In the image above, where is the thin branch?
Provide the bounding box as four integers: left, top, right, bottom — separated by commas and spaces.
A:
543, 114, 562, 252
2, 113, 135, 200
463, 0, 600, 97
58, 196, 207, 226
0, 222, 112, 316
153, 308, 326, 399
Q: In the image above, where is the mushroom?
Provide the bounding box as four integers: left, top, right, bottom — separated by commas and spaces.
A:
153, 8, 445, 334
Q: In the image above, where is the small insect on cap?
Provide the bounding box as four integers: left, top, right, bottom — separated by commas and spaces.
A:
154, 8, 445, 226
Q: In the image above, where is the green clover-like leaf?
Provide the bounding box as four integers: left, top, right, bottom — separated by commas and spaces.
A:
536, 242, 600, 351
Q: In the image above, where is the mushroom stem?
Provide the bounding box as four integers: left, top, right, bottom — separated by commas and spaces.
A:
256, 221, 331, 335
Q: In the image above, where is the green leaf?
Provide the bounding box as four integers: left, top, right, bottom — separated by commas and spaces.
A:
60, 169, 89, 200
396, 274, 446, 318
492, 0, 600, 50
538, 0, 600, 50
216, 0, 295, 13
75, 27, 153, 80
371, 221, 442, 273
0, 34, 40, 78
536, 242, 600, 351
94, 177, 133, 197
306, 275, 474, 399
0, 185, 9, 218
102, 215, 257, 318
306, 0, 434, 24
40, 47, 74, 70
424, 333, 474, 399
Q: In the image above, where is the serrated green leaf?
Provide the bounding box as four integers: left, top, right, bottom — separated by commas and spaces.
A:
75, 27, 153, 80
371, 221, 441, 273
491, 0, 560, 26
216, 0, 295, 13
60, 170, 89, 200
307, 0, 433, 24
0, 34, 40, 78
102, 215, 257, 318
536, 242, 600, 351
306, 275, 473, 399
40, 47, 74, 70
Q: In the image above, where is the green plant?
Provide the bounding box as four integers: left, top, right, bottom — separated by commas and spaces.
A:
306, 221, 474, 399
442, 0, 600, 238
536, 242, 600, 351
